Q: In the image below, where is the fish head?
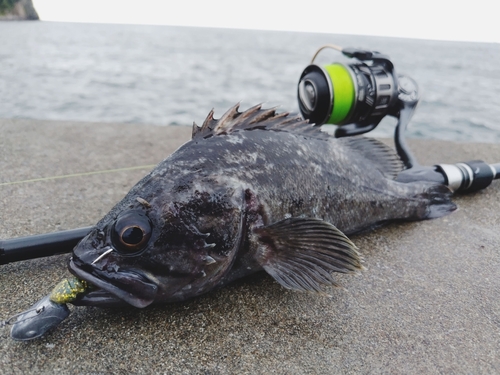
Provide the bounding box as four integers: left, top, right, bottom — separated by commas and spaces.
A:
68, 177, 245, 308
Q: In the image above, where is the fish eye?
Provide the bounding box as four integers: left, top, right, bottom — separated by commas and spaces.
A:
112, 211, 152, 255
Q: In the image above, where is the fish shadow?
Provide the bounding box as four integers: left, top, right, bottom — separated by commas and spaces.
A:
54, 271, 350, 347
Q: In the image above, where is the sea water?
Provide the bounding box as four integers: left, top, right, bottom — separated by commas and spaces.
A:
1, 21, 499, 142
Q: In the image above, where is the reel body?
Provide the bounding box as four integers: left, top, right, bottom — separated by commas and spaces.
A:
297, 45, 417, 137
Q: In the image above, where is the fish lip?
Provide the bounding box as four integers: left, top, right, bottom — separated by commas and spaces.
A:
70, 288, 129, 307
68, 258, 158, 308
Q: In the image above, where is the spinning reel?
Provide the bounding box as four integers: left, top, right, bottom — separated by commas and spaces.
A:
297, 44, 500, 194
298, 44, 414, 137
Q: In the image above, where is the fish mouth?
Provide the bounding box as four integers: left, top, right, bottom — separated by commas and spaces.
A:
68, 258, 158, 308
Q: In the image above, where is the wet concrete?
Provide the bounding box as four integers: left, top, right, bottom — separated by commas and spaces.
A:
1, 118, 499, 374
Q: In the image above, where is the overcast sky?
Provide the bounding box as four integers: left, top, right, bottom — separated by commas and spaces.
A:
33, 0, 498, 43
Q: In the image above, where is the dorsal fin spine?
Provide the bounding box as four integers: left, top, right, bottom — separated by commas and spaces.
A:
191, 103, 318, 140
192, 121, 201, 138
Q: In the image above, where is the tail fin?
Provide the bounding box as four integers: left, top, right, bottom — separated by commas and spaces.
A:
416, 183, 457, 219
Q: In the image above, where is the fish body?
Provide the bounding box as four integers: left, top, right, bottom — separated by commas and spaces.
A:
68, 104, 455, 308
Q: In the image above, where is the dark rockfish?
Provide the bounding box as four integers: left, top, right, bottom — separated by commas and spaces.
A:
68, 104, 456, 308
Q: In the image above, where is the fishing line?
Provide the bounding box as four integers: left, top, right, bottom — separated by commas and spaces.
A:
0, 165, 156, 187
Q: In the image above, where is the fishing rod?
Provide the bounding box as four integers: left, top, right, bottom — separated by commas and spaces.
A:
0, 227, 92, 265
2, 44, 500, 265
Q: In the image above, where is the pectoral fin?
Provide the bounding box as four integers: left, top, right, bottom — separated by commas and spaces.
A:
254, 218, 362, 293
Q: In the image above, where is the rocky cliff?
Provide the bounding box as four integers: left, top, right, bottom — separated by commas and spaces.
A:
0, 0, 39, 20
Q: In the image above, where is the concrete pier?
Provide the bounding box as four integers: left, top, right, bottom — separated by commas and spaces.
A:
1, 118, 499, 374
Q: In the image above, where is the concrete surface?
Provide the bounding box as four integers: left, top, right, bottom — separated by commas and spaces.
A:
1, 118, 499, 375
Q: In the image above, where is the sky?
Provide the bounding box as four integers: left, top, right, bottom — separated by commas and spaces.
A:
33, 0, 498, 44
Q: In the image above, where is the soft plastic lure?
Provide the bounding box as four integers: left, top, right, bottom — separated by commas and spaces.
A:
4, 276, 89, 341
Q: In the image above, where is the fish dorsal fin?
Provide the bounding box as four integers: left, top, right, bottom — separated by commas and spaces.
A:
340, 137, 404, 179
192, 103, 319, 140
192, 108, 218, 139
253, 218, 362, 293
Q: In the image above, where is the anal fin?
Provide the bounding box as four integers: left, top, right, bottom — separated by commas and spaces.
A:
254, 218, 362, 293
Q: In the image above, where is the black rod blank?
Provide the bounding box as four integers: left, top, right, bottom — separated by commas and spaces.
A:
0, 227, 93, 265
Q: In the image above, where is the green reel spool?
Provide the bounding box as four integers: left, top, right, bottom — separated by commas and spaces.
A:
323, 63, 356, 124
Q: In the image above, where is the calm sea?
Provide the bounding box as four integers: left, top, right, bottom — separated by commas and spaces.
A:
1, 21, 499, 142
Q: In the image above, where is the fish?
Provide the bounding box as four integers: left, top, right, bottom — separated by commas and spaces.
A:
67, 103, 456, 308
